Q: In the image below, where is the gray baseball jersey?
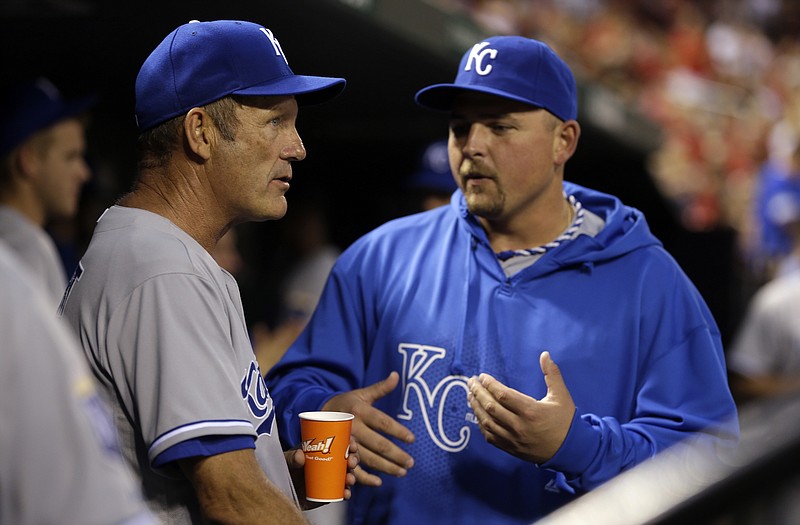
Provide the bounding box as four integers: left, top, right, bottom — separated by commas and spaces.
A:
0, 205, 68, 306
59, 205, 296, 523
729, 273, 800, 377
0, 241, 155, 525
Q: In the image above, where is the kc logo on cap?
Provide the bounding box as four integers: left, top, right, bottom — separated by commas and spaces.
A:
464, 42, 498, 76
415, 35, 578, 122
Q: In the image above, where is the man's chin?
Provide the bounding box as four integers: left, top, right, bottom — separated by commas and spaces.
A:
464, 195, 501, 219
259, 202, 289, 222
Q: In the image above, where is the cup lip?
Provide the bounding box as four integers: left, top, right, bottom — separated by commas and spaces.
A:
299, 411, 355, 422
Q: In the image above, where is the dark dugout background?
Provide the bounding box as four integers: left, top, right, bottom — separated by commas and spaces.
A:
0, 0, 740, 342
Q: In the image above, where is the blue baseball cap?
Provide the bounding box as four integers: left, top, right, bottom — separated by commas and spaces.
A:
0, 77, 95, 158
407, 140, 457, 193
135, 20, 346, 132
415, 36, 577, 122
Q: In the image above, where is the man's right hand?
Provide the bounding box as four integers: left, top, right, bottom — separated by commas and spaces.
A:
322, 371, 415, 486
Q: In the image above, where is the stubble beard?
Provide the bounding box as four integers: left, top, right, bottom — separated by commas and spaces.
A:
464, 185, 504, 219
460, 160, 504, 219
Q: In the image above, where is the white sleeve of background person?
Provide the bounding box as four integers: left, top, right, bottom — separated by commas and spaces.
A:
0, 205, 68, 305
728, 275, 800, 377
0, 242, 154, 525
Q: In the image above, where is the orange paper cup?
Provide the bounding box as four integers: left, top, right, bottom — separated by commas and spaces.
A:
299, 411, 354, 502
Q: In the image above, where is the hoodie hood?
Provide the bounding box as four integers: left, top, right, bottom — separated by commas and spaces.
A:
452, 180, 663, 276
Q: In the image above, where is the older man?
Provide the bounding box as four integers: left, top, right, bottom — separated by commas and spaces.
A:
60, 19, 356, 524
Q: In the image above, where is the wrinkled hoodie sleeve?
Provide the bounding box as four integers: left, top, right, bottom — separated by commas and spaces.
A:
539, 251, 738, 493
267, 244, 373, 447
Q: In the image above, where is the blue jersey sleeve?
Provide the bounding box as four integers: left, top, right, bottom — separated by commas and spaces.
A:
266, 250, 370, 448
152, 435, 255, 467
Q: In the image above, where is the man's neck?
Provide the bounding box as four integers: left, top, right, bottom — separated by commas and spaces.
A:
480, 193, 574, 254
118, 173, 224, 253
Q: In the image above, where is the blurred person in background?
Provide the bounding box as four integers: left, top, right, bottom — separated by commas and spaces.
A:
0, 77, 93, 306
751, 140, 800, 279
405, 139, 459, 212
0, 241, 155, 525
726, 179, 800, 524
729, 163, 800, 404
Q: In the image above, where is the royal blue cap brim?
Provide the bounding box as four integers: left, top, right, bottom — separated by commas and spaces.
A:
415, 83, 546, 113
137, 75, 346, 131
234, 75, 346, 106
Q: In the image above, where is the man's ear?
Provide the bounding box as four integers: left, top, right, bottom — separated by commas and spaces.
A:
184, 108, 213, 161
15, 142, 40, 180
553, 120, 580, 166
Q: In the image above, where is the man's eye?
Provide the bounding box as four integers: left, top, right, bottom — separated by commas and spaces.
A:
450, 123, 469, 136
271, 118, 281, 126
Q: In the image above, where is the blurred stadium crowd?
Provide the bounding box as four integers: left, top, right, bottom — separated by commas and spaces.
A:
433, 0, 800, 282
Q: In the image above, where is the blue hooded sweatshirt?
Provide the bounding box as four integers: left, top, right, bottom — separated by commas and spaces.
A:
266, 181, 738, 525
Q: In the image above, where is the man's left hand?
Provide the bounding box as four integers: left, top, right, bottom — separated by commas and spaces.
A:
467, 351, 576, 464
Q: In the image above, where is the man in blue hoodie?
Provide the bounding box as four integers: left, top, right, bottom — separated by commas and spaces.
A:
266, 36, 739, 524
